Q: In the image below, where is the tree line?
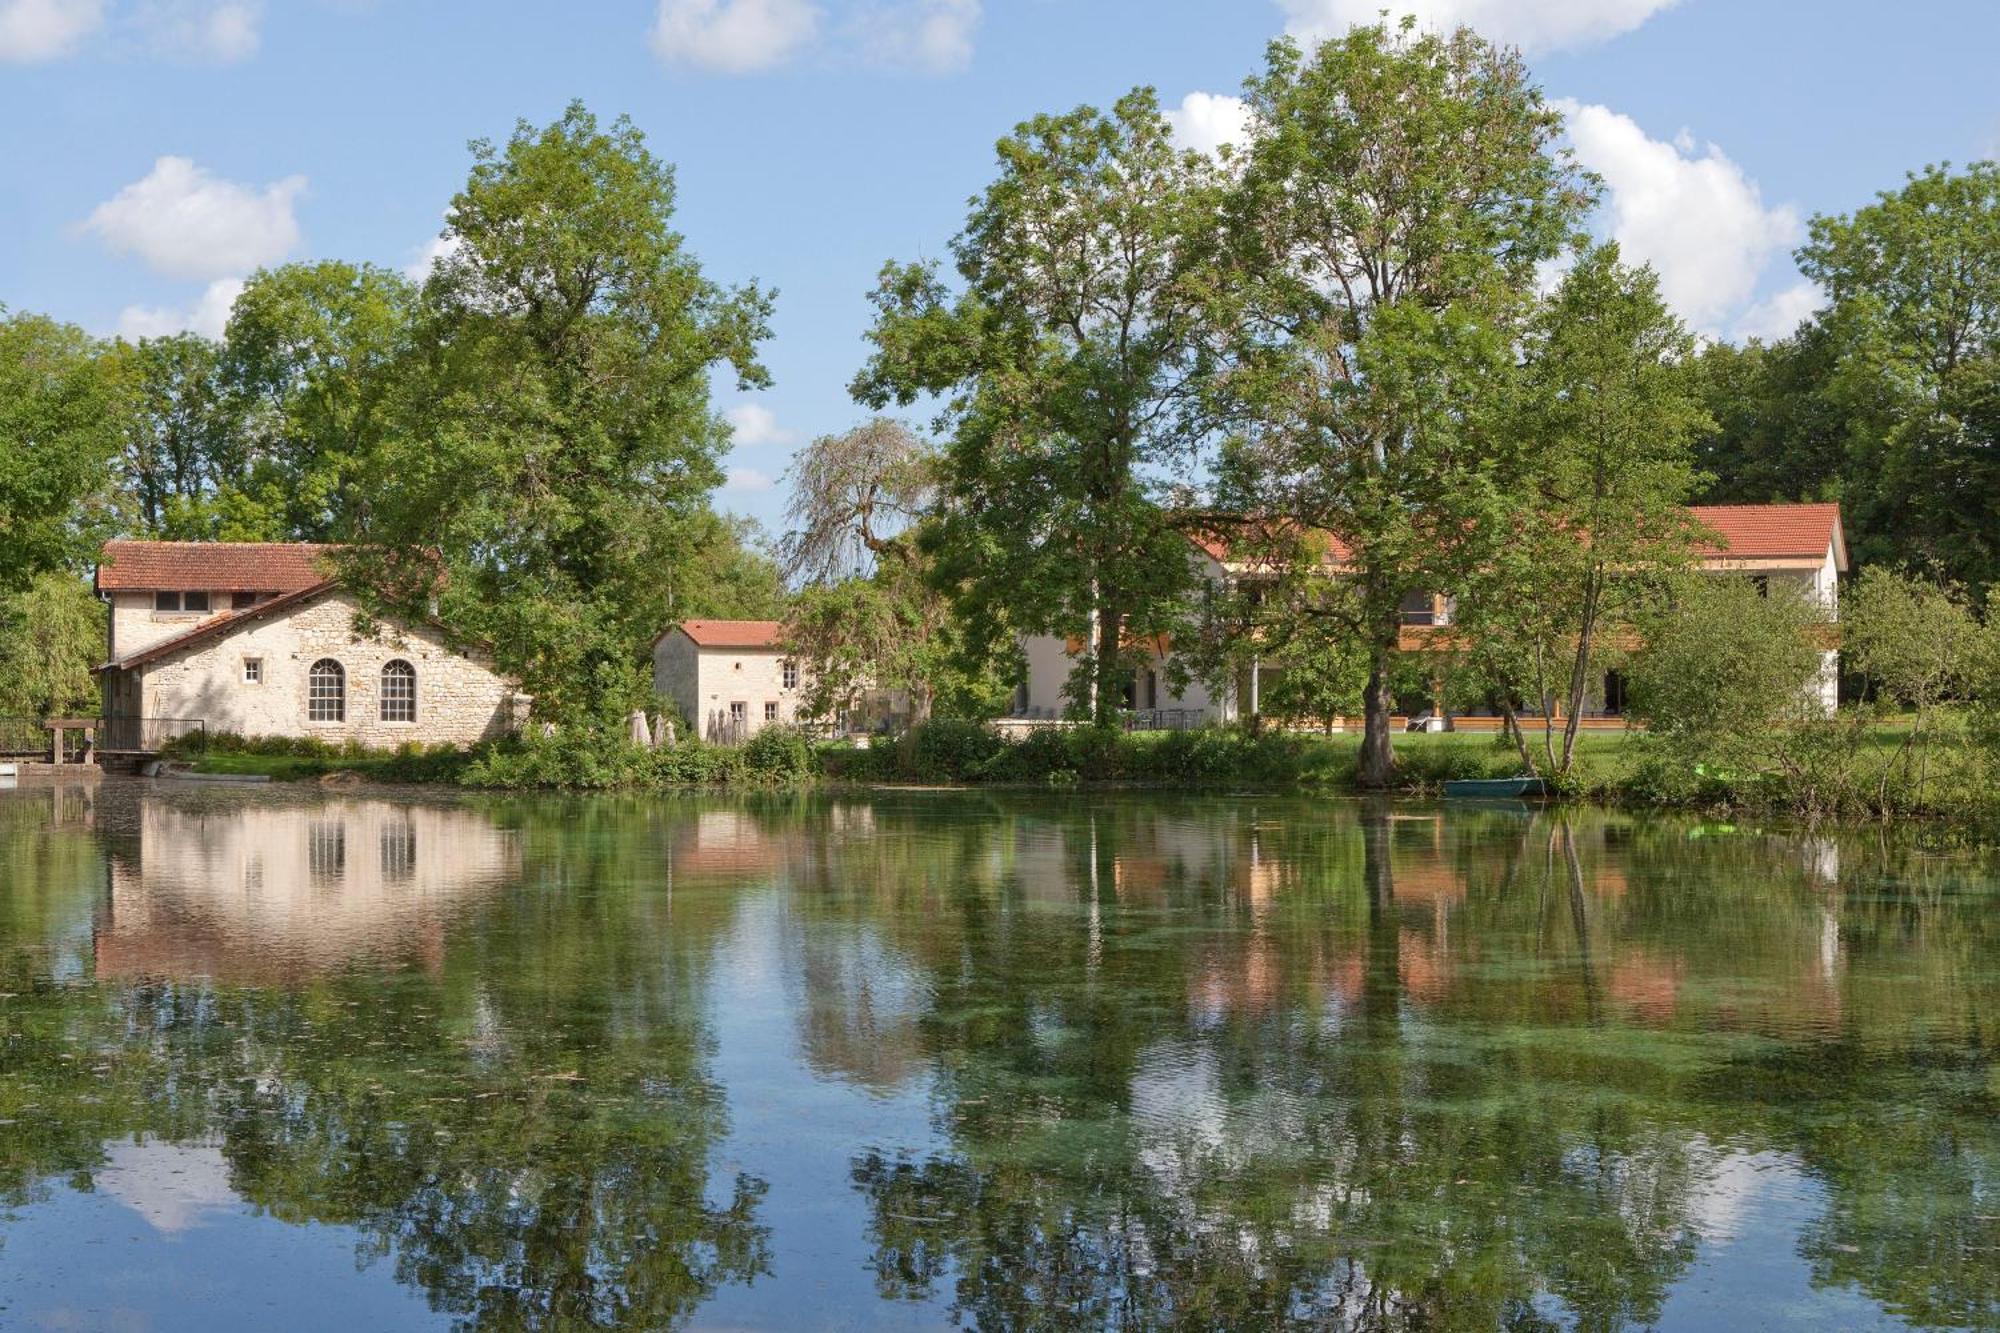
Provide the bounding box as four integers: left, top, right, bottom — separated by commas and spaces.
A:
786, 20, 2000, 789
1, 19, 1995, 783
0, 103, 786, 722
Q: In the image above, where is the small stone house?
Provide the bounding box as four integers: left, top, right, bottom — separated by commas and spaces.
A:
93, 541, 527, 748
653, 620, 810, 739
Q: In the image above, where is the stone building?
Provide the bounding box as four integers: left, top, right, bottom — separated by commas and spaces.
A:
653, 620, 810, 740
93, 541, 527, 748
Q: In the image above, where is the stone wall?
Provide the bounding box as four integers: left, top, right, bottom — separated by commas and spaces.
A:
137, 590, 524, 747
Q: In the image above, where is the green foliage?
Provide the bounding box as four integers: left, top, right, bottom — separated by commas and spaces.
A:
898, 718, 1005, 782
1843, 567, 1982, 712
855, 89, 1217, 723
354, 101, 773, 721
1456, 244, 1710, 778
1795, 161, 2000, 592
0, 574, 102, 719
0, 311, 122, 586
1206, 21, 1594, 785
460, 724, 818, 790
1624, 577, 1831, 797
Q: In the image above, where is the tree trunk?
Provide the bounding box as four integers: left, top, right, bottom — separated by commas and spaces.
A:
1358, 643, 1396, 789
1558, 574, 1603, 776
1093, 604, 1125, 728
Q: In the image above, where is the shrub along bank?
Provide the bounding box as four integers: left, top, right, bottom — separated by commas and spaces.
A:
176, 715, 2000, 826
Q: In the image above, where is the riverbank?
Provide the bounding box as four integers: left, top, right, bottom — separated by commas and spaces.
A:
177, 717, 2000, 826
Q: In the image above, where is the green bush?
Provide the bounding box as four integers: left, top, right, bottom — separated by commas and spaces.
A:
899, 719, 1004, 782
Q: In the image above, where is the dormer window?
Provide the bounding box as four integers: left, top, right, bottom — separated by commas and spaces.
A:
153, 591, 211, 612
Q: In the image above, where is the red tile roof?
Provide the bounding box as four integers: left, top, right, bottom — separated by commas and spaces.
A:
1189, 504, 1845, 571
1687, 504, 1845, 565
96, 541, 338, 593
675, 620, 786, 649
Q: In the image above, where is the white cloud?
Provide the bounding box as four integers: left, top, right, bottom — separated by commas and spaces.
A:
1165, 92, 1251, 158
848, 0, 978, 73
651, 0, 821, 73
116, 276, 246, 340
726, 403, 799, 448
1734, 279, 1823, 343
83, 156, 305, 281
1278, 0, 1678, 54
723, 465, 775, 492
403, 229, 460, 282
137, 0, 261, 61
0, 0, 106, 61
1558, 100, 1800, 336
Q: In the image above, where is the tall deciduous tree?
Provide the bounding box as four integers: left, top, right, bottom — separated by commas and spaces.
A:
0, 574, 102, 719
780, 420, 1004, 726
1208, 23, 1593, 786
0, 311, 122, 589
1798, 161, 2000, 590
106, 333, 265, 538
854, 90, 1219, 724
358, 102, 773, 718
226, 260, 418, 540
1457, 245, 1711, 778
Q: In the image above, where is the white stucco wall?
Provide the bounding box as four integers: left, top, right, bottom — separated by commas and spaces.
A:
130, 590, 522, 747
109, 591, 236, 661
1014, 633, 1232, 722
654, 631, 809, 737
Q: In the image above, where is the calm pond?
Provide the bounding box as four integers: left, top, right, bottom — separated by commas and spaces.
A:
0, 778, 1994, 1331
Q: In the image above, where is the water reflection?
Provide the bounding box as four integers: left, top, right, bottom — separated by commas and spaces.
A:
96, 796, 518, 983
0, 782, 1994, 1330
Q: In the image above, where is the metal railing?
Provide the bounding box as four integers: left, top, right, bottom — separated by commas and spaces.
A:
1123, 708, 1208, 733
0, 717, 207, 761
98, 717, 207, 754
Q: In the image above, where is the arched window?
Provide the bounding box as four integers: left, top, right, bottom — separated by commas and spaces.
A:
381, 659, 417, 723
308, 659, 345, 723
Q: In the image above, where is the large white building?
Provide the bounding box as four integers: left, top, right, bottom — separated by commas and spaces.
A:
1008, 502, 1850, 727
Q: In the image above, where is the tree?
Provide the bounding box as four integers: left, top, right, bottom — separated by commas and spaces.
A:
0, 311, 122, 589
1842, 565, 1984, 794
1207, 22, 1594, 786
1797, 161, 2000, 590
0, 573, 102, 718
225, 261, 418, 541
356, 102, 773, 719
778, 420, 1004, 726
105, 333, 264, 539
1457, 245, 1711, 779
855, 90, 1219, 724
1686, 329, 1845, 505
1624, 575, 1830, 790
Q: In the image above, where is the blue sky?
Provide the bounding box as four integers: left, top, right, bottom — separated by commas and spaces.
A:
4, 0, 1997, 535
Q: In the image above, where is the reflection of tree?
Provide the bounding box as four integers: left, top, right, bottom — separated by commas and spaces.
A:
0, 788, 770, 1330
812, 800, 1999, 1330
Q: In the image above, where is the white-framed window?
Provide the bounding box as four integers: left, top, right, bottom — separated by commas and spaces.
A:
380, 659, 417, 723
243, 657, 263, 684
764, 701, 779, 723
729, 701, 747, 725
782, 660, 799, 690
308, 659, 346, 723
154, 590, 212, 612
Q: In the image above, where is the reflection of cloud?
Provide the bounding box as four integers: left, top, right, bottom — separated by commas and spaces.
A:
96, 796, 517, 984
97, 1139, 239, 1235
1687, 1142, 1802, 1243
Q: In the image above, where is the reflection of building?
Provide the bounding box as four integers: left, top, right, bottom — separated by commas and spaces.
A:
95, 796, 517, 983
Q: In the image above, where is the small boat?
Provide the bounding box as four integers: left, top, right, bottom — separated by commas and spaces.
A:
1443, 776, 1551, 799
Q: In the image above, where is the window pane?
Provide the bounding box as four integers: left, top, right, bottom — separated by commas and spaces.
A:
380, 660, 416, 722
764, 701, 778, 722
183, 591, 211, 612
154, 591, 181, 612
308, 659, 345, 722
